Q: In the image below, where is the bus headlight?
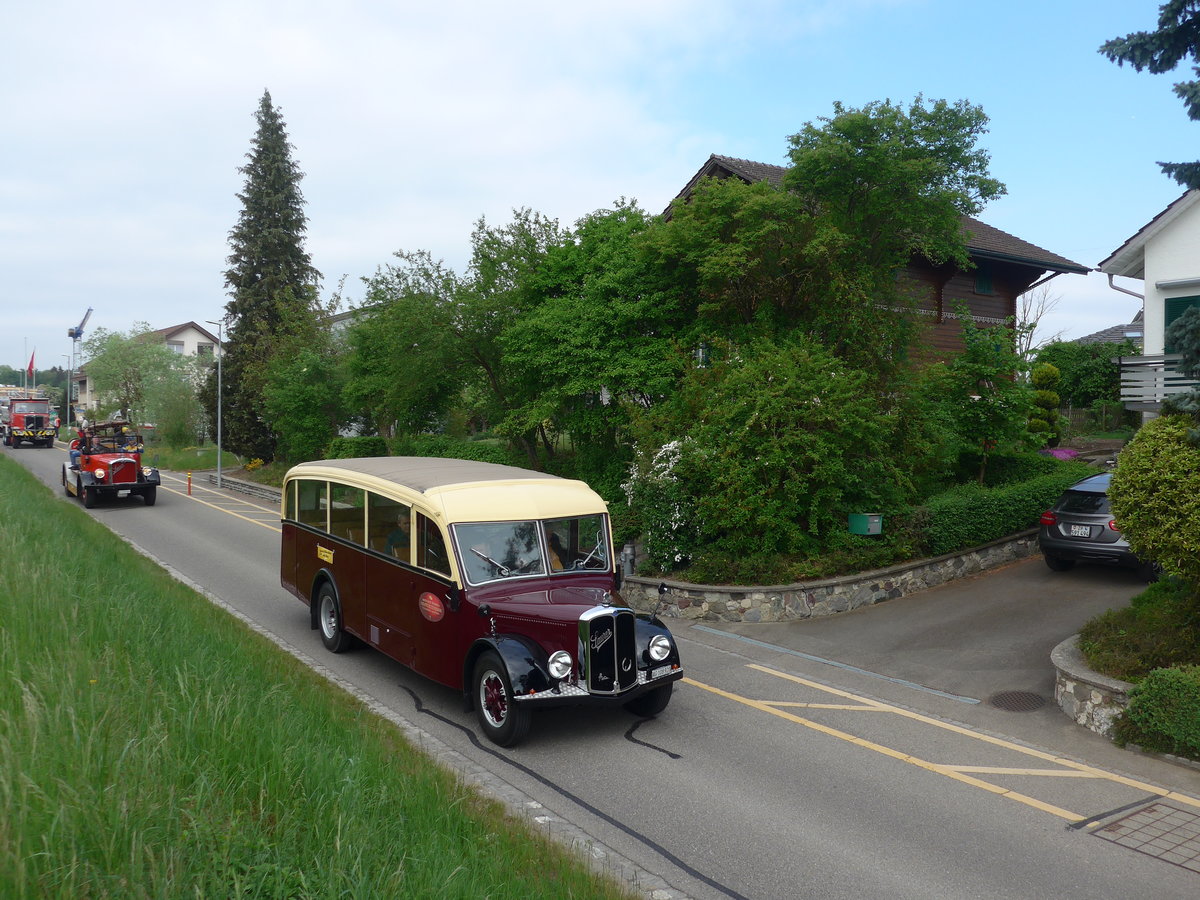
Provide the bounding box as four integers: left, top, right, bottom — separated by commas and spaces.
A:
94, 467, 107, 481
648, 635, 671, 662
548, 650, 573, 680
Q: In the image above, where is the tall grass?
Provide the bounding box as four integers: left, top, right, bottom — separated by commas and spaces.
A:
0, 457, 634, 899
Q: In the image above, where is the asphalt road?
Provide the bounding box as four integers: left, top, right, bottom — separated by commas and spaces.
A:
8, 440, 1200, 899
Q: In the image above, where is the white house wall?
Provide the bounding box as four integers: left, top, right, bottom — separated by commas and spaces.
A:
1143, 195, 1200, 354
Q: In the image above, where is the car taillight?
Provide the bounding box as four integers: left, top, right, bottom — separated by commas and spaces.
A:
1109, 520, 1121, 532
1039, 510, 1056, 526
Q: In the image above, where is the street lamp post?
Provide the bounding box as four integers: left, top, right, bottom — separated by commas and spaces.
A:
205, 319, 225, 489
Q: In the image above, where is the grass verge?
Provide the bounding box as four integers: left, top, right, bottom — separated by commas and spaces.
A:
0, 455, 635, 899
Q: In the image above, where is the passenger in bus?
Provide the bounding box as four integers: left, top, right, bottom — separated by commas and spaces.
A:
548, 533, 567, 571
386, 511, 411, 559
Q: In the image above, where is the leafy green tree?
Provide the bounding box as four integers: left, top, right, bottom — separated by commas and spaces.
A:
221, 90, 325, 461
1028, 362, 1062, 447
1101, 1, 1200, 187
784, 96, 1005, 375
342, 251, 463, 437
626, 336, 914, 569
82, 324, 186, 423
147, 369, 206, 450
944, 310, 1035, 483
263, 347, 344, 464
1109, 414, 1200, 588
452, 209, 568, 466
1035, 339, 1139, 407
500, 200, 684, 490
785, 96, 1005, 271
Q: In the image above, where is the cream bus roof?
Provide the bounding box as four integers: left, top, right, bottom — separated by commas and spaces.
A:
285, 456, 609, 523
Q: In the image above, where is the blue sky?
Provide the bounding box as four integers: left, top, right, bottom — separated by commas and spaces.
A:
1, 0, 1192, 373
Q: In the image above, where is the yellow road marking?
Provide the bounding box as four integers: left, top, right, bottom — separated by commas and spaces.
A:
159, 480, 282, 533
685, 665, 1200, 822
684, 675, 1084, 821
947, 767, 1099, 777
746, 663, 1200, 812
767, 702, 888, 711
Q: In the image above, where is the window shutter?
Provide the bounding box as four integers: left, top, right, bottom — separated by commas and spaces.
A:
1164, 295, 1200, 353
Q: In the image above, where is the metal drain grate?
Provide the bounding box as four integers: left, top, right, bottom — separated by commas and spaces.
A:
988, 690, 1046, 712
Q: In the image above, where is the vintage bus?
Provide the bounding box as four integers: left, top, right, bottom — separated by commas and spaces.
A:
280, 457, 682, 746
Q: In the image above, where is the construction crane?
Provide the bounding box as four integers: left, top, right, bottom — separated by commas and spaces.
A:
65, 308, 93, 427
67, 307, 93, 342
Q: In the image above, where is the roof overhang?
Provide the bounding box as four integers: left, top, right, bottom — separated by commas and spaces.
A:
1098, 190, 1200, 280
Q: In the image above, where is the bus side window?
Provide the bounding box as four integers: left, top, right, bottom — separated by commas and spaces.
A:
329, 482, 365, 542
368, 491, 410, 559
297, 479, 328, 531
416, 513, 450, 576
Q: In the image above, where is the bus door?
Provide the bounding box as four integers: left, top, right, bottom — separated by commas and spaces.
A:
364, 493, 416, 666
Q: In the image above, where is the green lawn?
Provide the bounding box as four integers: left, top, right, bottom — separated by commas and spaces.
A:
0, 456, 635, 899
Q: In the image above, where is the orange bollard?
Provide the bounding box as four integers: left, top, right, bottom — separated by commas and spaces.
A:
187, 472, 192, 495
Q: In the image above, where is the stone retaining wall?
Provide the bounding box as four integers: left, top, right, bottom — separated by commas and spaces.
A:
1051, 635, 1132, 737
622, 531, 1039, 623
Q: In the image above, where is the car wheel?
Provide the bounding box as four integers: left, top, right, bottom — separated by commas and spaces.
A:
1043, 554, 1074, 572
142, 486, 157, 507
316, 582, 353, 653
83, 485, 96, 509
623, 683, 673, 718
473, 651, 531, 747
1138, 561, 1161, 583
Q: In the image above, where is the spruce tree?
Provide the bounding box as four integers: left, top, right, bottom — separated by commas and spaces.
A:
1101, 2, 1200, 188
221, 89, 322, 461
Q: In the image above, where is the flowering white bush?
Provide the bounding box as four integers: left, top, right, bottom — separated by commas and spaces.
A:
623, 437, 702, 571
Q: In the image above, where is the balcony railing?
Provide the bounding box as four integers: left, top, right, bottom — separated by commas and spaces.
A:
1115, 353, 1197, 410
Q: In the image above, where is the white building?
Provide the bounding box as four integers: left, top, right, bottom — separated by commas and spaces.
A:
1099, 191, 1200, 412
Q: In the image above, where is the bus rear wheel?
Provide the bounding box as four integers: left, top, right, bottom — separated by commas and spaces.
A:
316, 582, 353, 653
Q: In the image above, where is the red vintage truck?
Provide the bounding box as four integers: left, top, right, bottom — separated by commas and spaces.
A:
62, 420, 160, 508
2, 395, 56, 448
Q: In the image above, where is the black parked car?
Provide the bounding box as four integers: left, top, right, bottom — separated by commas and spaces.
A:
1038, 472, 1157, 580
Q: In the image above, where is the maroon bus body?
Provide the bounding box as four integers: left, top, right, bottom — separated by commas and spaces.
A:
282, 521, 616, 691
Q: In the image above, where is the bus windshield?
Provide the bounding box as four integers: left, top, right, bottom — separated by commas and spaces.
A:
453, 514, 610, 585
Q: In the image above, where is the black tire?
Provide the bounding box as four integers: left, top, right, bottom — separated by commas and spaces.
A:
83, 485, 97, 509
1138, 561, 1161, 583
316, 582, 353, 653
1043, 553, 1074, 572
472, 651, 531, 747
142, 486, 157, 507
623, 683, 674, 718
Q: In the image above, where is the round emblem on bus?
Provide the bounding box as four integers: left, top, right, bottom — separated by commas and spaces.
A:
418, 592, 446, 622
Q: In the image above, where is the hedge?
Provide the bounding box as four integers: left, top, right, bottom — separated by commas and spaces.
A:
390, 434, 527, 468
1122, 666, 1200, 759
922, 461, 1094, 556
324, 435, 390, 459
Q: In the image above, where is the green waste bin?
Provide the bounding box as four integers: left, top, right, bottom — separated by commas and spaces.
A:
848, 513, 883, 536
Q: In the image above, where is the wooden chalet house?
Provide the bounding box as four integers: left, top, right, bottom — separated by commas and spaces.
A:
670, 155, 1089, 361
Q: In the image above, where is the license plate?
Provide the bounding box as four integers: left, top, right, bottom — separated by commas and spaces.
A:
1069, 524, 1090, 537
650, 665, 673, 680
